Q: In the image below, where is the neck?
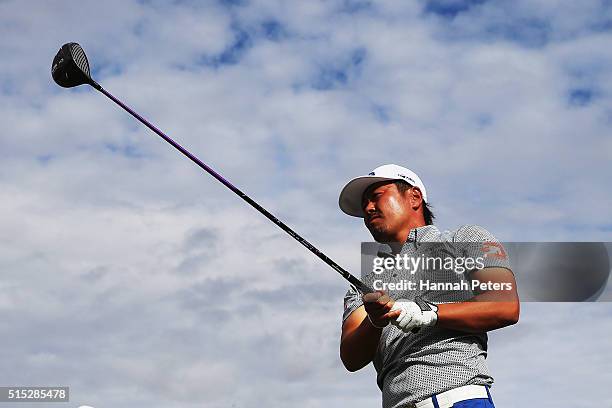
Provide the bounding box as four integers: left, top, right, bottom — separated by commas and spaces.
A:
387, 219, 427, 253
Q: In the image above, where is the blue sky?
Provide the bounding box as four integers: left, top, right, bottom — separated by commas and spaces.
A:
1, 0, 611, 407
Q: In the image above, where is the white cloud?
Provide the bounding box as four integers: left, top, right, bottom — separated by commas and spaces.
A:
1, 0, 611, 407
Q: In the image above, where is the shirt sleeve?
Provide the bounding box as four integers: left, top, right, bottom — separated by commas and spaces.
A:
454, 224, 513, 272
342, 285, 364, 324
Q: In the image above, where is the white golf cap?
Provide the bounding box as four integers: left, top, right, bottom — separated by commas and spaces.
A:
338, 164, 428, 217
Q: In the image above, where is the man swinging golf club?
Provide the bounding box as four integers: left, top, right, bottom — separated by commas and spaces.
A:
339, 164, 520, 408
50, 44, 520, 406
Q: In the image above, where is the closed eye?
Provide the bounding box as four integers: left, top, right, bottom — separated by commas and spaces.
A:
362, 192, 381, 209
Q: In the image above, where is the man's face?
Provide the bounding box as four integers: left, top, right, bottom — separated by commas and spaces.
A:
362, 181, 413, 242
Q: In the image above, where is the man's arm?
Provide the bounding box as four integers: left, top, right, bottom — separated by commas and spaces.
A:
340, 268, 519, 369
436, 267, 520, 332
340, 292, 400, 372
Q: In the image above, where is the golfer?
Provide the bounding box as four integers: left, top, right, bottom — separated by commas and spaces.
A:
339, 164, 519, 408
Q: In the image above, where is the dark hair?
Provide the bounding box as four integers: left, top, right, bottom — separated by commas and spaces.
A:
393, 180, 435, 225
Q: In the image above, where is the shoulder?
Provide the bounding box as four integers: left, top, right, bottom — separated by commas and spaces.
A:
451, 224, 499, 243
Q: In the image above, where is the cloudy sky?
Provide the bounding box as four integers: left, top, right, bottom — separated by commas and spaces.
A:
1, 0, 611, 407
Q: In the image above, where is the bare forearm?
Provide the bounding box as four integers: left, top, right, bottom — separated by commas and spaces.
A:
437, 299, 520, 333
436, 267, 520, 333
340, 294, 402, 372
340, 317, 382, 372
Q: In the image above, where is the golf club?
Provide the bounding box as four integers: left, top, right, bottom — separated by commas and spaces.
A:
51, 42, 372, 294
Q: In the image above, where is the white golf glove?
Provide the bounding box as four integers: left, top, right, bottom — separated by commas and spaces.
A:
390, 299, 438, 333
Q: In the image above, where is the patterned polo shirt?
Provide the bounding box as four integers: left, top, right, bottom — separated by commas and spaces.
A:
342, 224, 512, 407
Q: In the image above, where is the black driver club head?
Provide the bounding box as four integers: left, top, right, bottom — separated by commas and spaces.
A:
52, 42, 100, 89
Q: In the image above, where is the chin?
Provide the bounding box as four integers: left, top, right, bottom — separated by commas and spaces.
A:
367, 225, 387, 242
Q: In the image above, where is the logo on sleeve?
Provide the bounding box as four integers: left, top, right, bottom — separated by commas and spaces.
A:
482, 242, 507, 259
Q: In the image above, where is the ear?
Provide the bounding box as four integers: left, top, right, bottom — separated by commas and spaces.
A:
408, 187, 423, 210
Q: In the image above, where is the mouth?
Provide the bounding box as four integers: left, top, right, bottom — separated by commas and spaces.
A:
366, 214, 382, 224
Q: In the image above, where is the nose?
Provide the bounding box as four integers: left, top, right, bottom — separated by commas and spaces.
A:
363, 199, 376, 216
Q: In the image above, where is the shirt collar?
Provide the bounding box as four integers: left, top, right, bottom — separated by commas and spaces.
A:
376, 225, 439, 256
406, 224, 438, 243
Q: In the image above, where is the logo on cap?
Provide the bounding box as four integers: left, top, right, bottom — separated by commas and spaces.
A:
397, 174, 416, 183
